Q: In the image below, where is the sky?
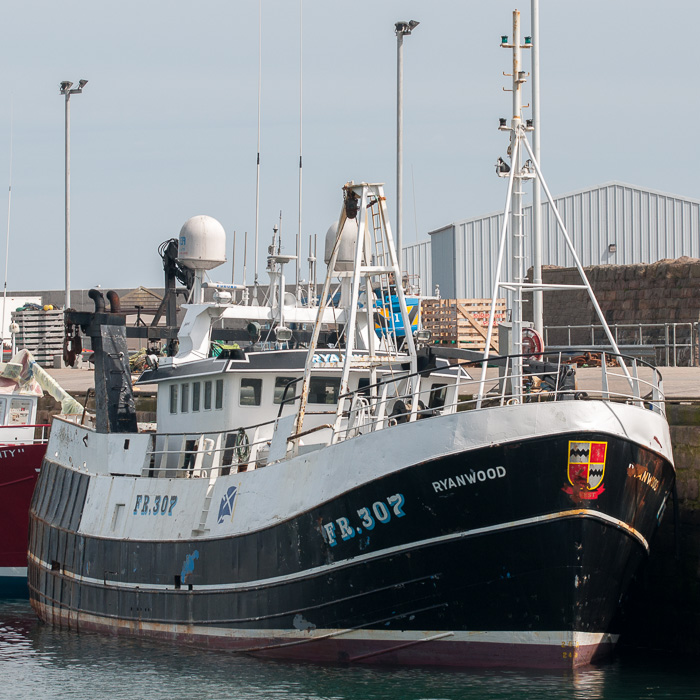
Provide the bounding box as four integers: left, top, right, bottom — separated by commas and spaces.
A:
1, 1, 698, 295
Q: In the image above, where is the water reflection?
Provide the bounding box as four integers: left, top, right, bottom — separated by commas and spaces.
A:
0, 600, 698, 700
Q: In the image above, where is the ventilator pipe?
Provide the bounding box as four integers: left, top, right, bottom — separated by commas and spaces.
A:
88, 288, 105, 312
106, 290, 121, 313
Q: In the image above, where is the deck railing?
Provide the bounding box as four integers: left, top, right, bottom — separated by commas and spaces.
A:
137, 349, 666, 480
0, 423, 51, 445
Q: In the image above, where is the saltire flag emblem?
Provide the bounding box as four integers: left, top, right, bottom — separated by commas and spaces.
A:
217, 485, 238, 524
566, 440, 607, 498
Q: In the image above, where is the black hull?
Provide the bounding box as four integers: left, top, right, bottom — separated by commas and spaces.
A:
28, 431, 674, 668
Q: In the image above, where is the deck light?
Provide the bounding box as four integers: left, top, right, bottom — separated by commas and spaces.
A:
275, 326, 293, 342
524, 36, 532, 45
414, 329, 432, 343
526, 119, 533, 128
608, 243, 617, 254
499, 118, 507, 127
501, 35, 508, 44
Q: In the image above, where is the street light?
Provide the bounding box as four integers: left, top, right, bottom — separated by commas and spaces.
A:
60, 79, 88, 311
395, 20, 419, 268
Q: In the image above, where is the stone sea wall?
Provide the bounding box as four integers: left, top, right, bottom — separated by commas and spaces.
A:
525, 257, 700, 365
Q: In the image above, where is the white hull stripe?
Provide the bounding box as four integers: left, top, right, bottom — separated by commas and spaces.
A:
30, 508, 649, 593
0, 566, 26, 578
32, 599, 619, 648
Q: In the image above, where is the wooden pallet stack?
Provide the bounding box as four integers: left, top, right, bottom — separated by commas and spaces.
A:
12, 308, 64, 365
421, 298, 507, 351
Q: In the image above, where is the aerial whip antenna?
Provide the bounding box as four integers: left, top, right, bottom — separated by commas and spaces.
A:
295, 0, 303, 301
1, 101, 13, 354
253, 0, 262, 303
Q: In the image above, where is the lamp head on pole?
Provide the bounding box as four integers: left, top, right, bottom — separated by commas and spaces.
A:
60, 79, 88, 96
395, 20, 419, 36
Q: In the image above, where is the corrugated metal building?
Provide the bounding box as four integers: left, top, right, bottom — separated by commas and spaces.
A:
404, 181, 700, 300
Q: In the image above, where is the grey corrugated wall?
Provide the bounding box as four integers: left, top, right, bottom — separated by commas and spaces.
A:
427, 182, 700, 301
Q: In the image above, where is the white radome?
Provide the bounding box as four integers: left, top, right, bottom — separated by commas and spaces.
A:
178, 215, 227, 271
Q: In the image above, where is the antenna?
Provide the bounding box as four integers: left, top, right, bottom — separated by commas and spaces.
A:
231, 230, 236, 285
1, 101, 13, 354
296, 0, 303, 303
243, 231, 249, 305
253, 0, 262, 302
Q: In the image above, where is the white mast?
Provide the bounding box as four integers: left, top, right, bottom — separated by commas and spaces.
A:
296, 0, 303, 302
253, 0, 262, 303
477, 9, 632, 407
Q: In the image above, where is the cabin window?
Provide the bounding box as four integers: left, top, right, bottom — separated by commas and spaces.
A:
180, 383, 190, 413
239, 378, 262, 406
0, 398, 6, 422
358, 378, 371, 396
429, 383, 448, 410
308, 376, 341, 405
215, 379, 224, 409
204, 381, 212, 410
274, 376, 297, 405
8, 398, 32, 425
192, 382, 201, 412
169, 385, 178, 414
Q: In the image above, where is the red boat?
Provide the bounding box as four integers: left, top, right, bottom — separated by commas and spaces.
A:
0, 349, 82, 597
0, 421, 49, 597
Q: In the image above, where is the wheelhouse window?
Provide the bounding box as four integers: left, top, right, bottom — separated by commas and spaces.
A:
215, 379, 224, 409
308, 376, 341, 405
192, 382, 201, 412
8, 398, 32, 425
204, 381, 212, 410
180, 383, 190, 413
428, 383, 448, 410
239, 378, 262, 406
169, 385, 178, 414
274, 376, 297, 405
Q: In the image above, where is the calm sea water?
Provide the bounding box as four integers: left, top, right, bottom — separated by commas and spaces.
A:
0, 600, 697, 700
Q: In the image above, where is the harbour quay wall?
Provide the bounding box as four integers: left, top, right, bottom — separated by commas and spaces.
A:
525, 257, 700, 365
621, 401, 700, 656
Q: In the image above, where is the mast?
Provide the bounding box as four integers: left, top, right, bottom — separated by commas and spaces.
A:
477, 9, 633, 406
253, 0, 262, 303
296, 0, 303, 302
291, 183, 419, 447
509, 10, 525, 397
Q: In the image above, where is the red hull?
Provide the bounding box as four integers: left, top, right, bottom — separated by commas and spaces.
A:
0, 443, 46, 568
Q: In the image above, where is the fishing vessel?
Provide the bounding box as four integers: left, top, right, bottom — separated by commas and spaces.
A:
0, 350, 81, 596
27, 14, 675, 667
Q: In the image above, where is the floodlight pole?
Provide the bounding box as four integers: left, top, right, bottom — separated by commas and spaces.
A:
395, 20, 419, 271
60, 79, 87, 311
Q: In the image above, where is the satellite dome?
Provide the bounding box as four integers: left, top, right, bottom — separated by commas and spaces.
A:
178, 215, 227, 271
324, 218, 360, 272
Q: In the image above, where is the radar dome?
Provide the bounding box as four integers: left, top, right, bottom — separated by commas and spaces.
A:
324, 218, 370, 272
178, 215, 227, 271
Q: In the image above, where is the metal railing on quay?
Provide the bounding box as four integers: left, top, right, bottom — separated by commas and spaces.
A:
543, 322, 698, 367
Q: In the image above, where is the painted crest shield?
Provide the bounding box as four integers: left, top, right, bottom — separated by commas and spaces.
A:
568, 440, 607, 492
